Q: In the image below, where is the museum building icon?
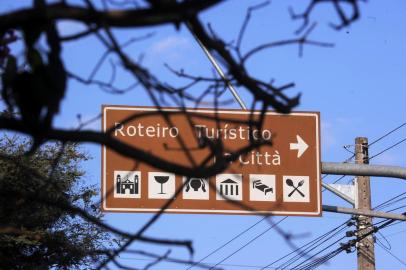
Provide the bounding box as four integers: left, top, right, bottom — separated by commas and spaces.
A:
219, 178, 239, 196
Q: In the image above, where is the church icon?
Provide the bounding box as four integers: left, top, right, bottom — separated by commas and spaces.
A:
114, 171, 141, 198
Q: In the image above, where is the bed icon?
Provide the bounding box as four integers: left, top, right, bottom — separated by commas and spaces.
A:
249, 174, 276, 202
252, 179, 273, 195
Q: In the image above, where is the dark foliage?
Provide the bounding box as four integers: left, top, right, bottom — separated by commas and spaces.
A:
0, 136, 111, 269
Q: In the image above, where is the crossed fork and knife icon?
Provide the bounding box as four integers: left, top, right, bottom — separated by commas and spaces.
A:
286, 178, 305, 197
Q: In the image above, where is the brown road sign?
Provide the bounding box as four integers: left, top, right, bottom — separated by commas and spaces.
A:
102, 106, 321, 216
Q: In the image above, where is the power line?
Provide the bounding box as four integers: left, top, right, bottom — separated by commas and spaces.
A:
290, 234, 347, 270
261, 219, 351, 269
275, 226, 348, 270
120, 256, 292, 269
191, 123, 405, 270
385, 228, 406, 239
279, 130, 405, 269
294, 237, 347, 270
282, 219, 395, 270
374, 191, 406, 211
205, 149, 354, 268
218, 173, 350, 270
376, 241, 406, 267
376, 231, 391, 251
375, 232, 392, 250
186, 216, 267, 269
300, 248, 344, 270
369, 137, 406, 160
297, 213, 406, 270
323, 122, 406, 183
385, 205, 406, 213
330, 175, 347, 184
380, 220, 403, 229
260, 156, 352, 269
283, 126, 406, 269
321, 162, 352, 182
369, 122, 406, 147
209, 217, 288, 270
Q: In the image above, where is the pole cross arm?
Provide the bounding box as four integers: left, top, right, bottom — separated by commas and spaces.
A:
323, 205, 406, 221
322, 162, 406, 180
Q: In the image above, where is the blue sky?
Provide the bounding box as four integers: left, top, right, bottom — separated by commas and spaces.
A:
2, 1, 406, 269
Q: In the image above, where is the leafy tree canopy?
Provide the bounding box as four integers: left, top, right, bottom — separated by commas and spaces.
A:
0, 135, 112, 269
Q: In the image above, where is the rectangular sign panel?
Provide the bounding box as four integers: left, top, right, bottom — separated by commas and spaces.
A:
102, 106, 321, 216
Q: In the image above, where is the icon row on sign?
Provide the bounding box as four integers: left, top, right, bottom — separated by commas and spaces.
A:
114, 171, 176, 199
113, 171, 310, 202
215, 174, 310, 202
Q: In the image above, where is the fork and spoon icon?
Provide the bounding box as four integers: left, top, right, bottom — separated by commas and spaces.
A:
286, 178, 305, 197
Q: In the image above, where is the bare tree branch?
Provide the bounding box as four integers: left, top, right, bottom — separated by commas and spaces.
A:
0, 1, 222, 31
0, 116, 266, 178
0, 1, 367, 268
187, 17, 300, 113
290, 0, 362, 34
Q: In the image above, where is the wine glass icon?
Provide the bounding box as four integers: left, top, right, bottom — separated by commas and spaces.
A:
154, 176, 170, 194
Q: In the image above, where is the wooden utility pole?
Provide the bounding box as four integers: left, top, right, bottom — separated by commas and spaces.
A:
355, 137, 375, 270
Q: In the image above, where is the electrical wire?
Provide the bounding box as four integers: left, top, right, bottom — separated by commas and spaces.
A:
297, 234, 364, 268
293, 123, 406, 269
275, 227, 348, 270
260, 154, 352, 269
369, 122, 406, 147
185, 216, 267, 269
289, 234, 347, 270
282, 217, 399, 270
282, 142, 404, 269
380, 220, 403, 229
261, 219, 351, 269
321, 165, 351, 183
221, 149, 356, 269
385, 228, 406, 239
369, 137, 406, 160
385, 205, 406, 213
190, 122, 406, 270
298, 247, 344, 270
190, 173, 349, 269
119, 256, 292, 269
376, 231, 392, 250
330, 175, 347, 184
374, 191, 406, 211
376, 241, 406, 267
294, 237, 347, 270
299, 213, 406, 270
208, 217, 288, 270
221, 172, 349, 270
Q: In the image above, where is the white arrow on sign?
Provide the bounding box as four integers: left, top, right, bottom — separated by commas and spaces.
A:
290, 135, 309, 158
